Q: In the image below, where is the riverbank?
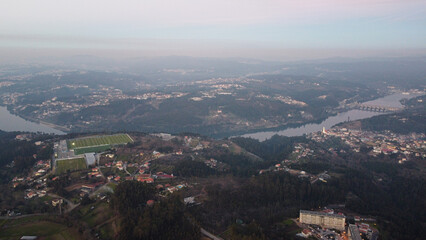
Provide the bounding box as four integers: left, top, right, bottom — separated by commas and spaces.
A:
0, 106, 65, 135
235, 91, 424, 141
33, 119, 70, 132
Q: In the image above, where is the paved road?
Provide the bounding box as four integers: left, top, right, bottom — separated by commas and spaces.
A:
200, 228, 224, 240
48, 193, 80, 213
0, 213, 50, 220
89, 183, 113, 198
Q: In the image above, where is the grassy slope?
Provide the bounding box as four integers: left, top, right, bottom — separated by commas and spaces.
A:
0, 216, 82, 240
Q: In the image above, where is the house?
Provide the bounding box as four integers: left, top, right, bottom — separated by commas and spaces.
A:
296, 229, 311, 238
156, 173, 173, 179
138, 177, 154, 183
167, 187, 177, 193
184, 197, 195, 205
37, 190, 46, 197
322, 209, 334, 214
26, 192, 36, 199
139, 174, 151, 178
146, 200, 155, 207
301, 229, 312, 237
51, 199, 63, 207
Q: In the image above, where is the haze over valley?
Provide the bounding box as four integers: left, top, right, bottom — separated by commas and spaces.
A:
0, 1, 425, 240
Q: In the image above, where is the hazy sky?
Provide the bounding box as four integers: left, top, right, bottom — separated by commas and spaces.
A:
1, 0, 425, 60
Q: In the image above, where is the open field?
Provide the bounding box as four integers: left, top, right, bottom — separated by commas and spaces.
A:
76, 201, 118, 239
0, 216, 82, 239
67, 134, 133, 150
56, 157, 87, 174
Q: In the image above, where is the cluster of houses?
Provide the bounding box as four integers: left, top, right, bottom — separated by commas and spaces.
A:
158, 183, 187, 194
292, 143, 315, 160
87, 167, 102, 178
258, 161, 331, 184
12, 160, 51, 199
104, 156, 174, 185
78, 182, 104, 197
259, 163, 289, 175
12, 160, 50, 187
184, 136, 210, 150
107, 171, 174, 184
34, 160, 51, 177
24, 189, 46, 199
204, 158, 218, 168
313, 127, 426, 163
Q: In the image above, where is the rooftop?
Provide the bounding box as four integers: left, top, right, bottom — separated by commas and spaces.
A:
348, 224, 362, 240
300, 210, 346, 219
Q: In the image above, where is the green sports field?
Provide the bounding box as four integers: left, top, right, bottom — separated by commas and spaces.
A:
74, 145, 111, 155
56, 157, 87, 174
67, 134, 133, 149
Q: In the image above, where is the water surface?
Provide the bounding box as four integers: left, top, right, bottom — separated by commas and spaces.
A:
239, 92, 423, 141
0, 106, 65, 134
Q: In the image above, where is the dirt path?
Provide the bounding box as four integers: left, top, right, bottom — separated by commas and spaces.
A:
120, 104, 138, 120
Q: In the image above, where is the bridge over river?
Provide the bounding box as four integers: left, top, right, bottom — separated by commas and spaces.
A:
353, 103, 403, 112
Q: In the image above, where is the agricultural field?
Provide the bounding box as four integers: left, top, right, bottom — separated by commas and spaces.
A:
67, 134, 133, 154
75, 201, 118, 239
0, 216, 82, 239
56, 157, 87, 174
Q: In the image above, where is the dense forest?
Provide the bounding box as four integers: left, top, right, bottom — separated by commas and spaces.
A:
0, 131, 53, 184
190, 169, 425, 240
111, 181, 200, 240
231, 135, 308, 161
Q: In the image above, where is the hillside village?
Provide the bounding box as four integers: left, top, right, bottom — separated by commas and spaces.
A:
1, 124, 425, 239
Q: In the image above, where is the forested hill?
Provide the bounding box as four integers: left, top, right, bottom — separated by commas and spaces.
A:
0, 131, 54, 183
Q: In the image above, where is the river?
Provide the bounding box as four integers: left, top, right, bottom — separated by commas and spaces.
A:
0, 92, 422, 137
0, 106, 65, 134
239, 92, 424, 141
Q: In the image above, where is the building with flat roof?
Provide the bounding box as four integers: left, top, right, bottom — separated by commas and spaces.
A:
84, 153, 96, 165
299, 210, 345, 230
348, 224, 362, 240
